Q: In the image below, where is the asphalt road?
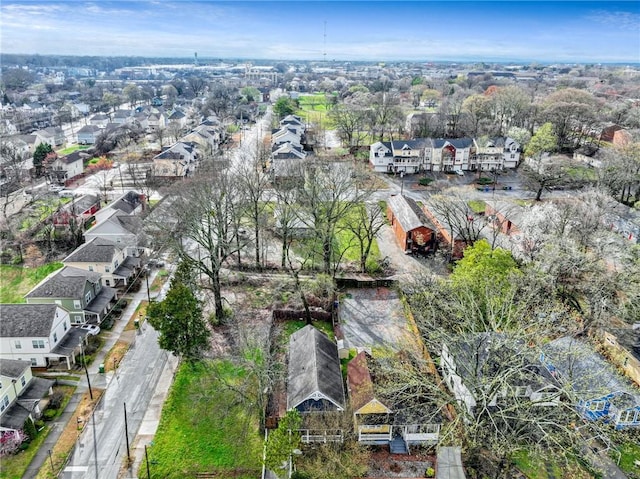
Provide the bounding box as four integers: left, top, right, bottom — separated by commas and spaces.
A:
60, 325, 167, 479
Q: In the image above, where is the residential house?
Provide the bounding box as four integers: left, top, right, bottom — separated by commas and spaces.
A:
152, 141, 199, 179
347, 352, 441, 453
89, 113, 109, 128
52, 194, 101, 228
369, 141, 394, 173
94, 190, 145, 223
167, 109, 187, 129
271, 142, 306, 161
441, 333, 559, 416
147, 110, 167, 131
573, 145, 605, 169
288, 325, 345, 443
71, 102, 90, 117
0, 359, 55, 437
84, 209, 146, 256
76, 125, 102, 145
540, 336, 640, 429
112, 109, 134, 125
271, 127, 303, 148
62, 237, 141, 289
0, 304, 86, 368
34, 127, 65, 147
484, 200, 525, 237
279, 114, 305, 135
181, 124, 221, 154
473, 137, 521, 170
46, 150, 86, 184
25, 266, 117, 325
429, 138, 474, 173
387, 194, 437, 254
599, 328, 640, 387
421, 202, 467, 259
288, 325, 345, 413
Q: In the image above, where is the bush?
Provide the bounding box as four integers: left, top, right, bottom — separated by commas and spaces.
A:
425, 467, 435, 477
48, 391, 64, 409
419, 177, 433, 186
43, 409, 57, 421
18, 441, 31, 451
23, 418, 37, 441
477, 177, 494, 185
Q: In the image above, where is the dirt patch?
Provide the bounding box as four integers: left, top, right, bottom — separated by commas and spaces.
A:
366, 449, 436, 478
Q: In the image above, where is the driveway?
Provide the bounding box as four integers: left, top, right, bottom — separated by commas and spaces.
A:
338, 287, 420, 353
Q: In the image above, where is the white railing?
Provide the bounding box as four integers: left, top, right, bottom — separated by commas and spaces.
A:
298, 429, 343, 443
357, 424, 392, 442
401, 424, 441, 443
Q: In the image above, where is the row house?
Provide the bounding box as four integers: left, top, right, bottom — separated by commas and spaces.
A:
0, 304, 87, 369
25, 266, 118, 325
62, 237, 141, 289
270, 115, 307, 180
84, 208, 146, 257
0, 359, 55, 437
369, 137, 521, 174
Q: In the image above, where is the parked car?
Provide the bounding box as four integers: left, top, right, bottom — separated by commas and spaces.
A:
147, 258, 165, 268
58, 190, 78, 198
76, 324, 100, 335
49, 184, 65, 192
455, 170, 465, 176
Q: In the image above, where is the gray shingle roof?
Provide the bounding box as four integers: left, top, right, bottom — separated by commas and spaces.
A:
0, 358, 31, 378
0, 304, 59, 338
287, 325, 345, 411
63, 237, 119, 263
25, 266, 101, 299
388, 194, 434, 233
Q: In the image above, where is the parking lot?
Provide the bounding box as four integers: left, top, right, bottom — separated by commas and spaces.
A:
338, 287, 421, 354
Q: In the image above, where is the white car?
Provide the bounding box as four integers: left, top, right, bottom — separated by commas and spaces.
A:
77, 324, 100, 335
455, 170, 465, 176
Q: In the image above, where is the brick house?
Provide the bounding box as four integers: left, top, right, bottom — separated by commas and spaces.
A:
387, 195, 437, 254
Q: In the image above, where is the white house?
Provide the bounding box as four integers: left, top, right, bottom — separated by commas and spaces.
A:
63, 237, 141, 289
0, 304, 84, 369
84, 209, 145, 256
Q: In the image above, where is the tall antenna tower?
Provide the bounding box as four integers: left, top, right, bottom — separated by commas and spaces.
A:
323, 21, 327, 63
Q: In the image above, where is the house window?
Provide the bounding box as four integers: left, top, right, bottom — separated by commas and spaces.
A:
73, 315, 82, 324
30, 358, 37, 366
53, 332, 58, 343
63, 321, 67, 331
32, 340, 45, 349
20, 376, 26, 387
105, 266, 110, 273
14, 340, 21, 349
105, 280, 110, 286
85, 291, 92, 303
74, 300, 82, 309
88, 265, 94, 271
114, 260, 119, 269
0, 395, 9, 412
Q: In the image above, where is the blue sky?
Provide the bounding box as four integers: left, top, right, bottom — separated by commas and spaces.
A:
1, 1, 639, 63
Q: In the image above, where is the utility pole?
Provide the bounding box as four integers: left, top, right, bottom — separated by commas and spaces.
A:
124, 402, 130, 461
145, 445, 151, 479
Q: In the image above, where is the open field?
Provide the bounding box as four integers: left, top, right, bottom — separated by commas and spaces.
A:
144, 360, 263, 478
0, 262, 63, 303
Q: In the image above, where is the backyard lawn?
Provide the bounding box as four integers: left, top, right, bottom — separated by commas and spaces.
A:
0, 262, 63, 303
56, 145, 90, 156
144, 360, 263, 479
